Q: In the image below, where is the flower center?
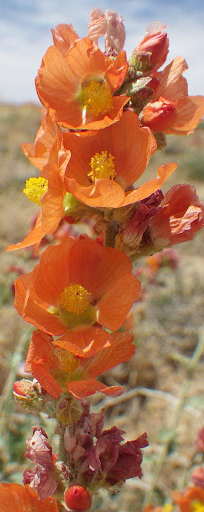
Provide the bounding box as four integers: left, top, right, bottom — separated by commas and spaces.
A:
57, 348, 79, 373
191, 501, 204, 512
88, 151, 116, 182
23, 177, 48, 205
83, 80, 113, 117
60, 284, 90, 315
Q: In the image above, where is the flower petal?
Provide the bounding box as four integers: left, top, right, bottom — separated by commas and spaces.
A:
120, 163, 177, 206
87, 330, 135, 377
67, 379, 124, 398
31, 362, 62, 399
97, 273, 141, 330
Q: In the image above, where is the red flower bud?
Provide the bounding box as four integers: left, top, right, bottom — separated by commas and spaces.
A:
136, 22, 169, 71
65, 485, 91, 511
141, 97, 177, 133
13, 380, 26, 396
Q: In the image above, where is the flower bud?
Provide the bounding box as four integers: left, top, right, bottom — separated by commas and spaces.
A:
13, 379, 43, 414
132, 22, 169, 72
140, 97, 177, 133
126, 77, 158, 113
13, 380, 26, 396
65, 485, 91, 511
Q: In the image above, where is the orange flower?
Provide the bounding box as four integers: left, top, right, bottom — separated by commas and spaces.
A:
173, 486, 204, 511
63, 110, 177, 208
7, 163, 68, 253
25, 328, 135, 399
35, 37, 129, 130
149, 184, 204, 248
63, 110, 155, 206
15, 237, 140, 335
141, 57, 204, 134
7, 112, 71, 253
0, 483, 58, 512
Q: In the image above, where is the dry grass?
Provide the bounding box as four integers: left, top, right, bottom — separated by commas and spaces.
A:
1, 103, 204, 510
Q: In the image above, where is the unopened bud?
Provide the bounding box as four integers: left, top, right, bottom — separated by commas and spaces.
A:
13, 379, 43, 414
13, 380, 26, 396
126, 77, 158, 114
130, 51, 152, 73
65, 485, 91, 511
132, 23, 169, 72
140, 97, 177, 133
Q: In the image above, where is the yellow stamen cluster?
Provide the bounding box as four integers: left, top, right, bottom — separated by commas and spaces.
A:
88, 151, 116, 183
83, 80, 113, 117
163, 505, 173, 512
60, 284, 90, 315
191, 501, 204, 512
23, 177, 48, 205
57, 348, 79, 373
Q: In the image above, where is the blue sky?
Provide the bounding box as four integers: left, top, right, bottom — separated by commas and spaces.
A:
0, 0, 204, 103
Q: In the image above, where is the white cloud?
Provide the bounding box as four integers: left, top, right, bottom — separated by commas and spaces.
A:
0, 0, 203, 102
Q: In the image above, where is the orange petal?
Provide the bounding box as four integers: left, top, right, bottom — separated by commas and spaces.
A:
7, 213, 45, 252
53, 326, 111, 358
31, 362, 62, 399
40, 163, 65, 230
0, 483, 59, 512
173, 486, 204, 512
97, 273, 141, 330
169, 95, 204, 134
21, 110, 59, 172
120, 162, 177, 206
153, 56, 188, 101
106, 50, 128, 90
33, 237, 75, 305
25, 330, 59, 372
87, 330, 135, 377
65, 176, 125, 208
67, 379, 124, 398
22, 293, 66, 335
14, 272, 32, 316
68, 238, 133, 299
